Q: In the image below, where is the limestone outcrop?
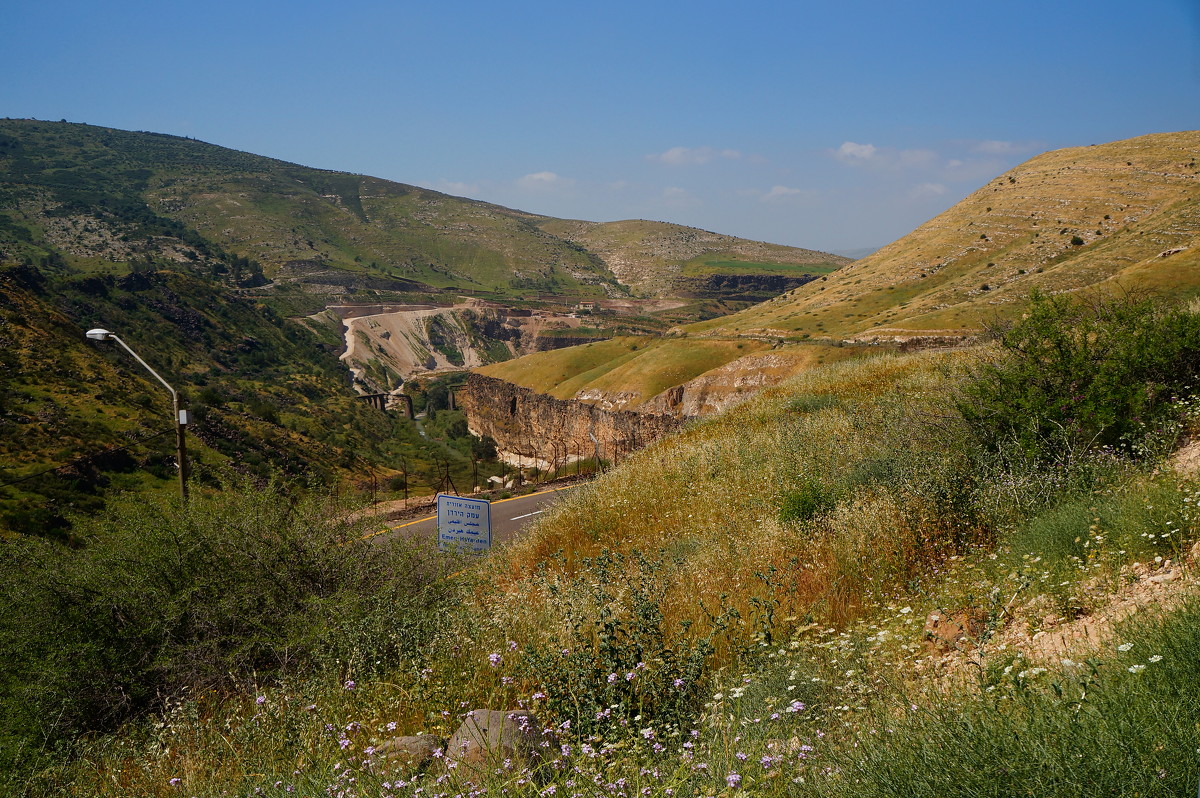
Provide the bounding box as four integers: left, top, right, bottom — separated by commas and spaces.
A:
461, 374, 688, 468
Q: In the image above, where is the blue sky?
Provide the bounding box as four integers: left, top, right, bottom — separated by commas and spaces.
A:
4, 0, 1199, 254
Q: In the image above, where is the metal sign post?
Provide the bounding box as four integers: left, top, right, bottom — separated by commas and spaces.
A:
436, 494, 492, 555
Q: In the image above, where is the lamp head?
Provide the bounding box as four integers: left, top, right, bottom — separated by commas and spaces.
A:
86, 328, 114, 341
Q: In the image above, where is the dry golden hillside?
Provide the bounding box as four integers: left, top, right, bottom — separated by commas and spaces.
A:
689, 131, 1200, 340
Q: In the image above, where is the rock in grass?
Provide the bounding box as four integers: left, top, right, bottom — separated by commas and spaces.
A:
445, 709, 556, 773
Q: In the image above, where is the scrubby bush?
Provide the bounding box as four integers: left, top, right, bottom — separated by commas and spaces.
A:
0, 478, 462, 762
958, 292, 1200, 463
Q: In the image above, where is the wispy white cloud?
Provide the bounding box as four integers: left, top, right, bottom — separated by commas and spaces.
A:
516, 171, 575, 191
760, 185, 816, 203
648, 146, 742, 166
834, 141, 937, 170
835, 141, 878, 163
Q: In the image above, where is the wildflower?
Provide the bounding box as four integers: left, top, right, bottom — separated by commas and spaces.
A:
673, 678, 685, 688
625, 672, 635, 681
169, 778, 182, 787
1128, 664, 1146, 674
735, 752, 748, 761
641, 727, 654, 739
1118, 642, 1133, 652
532, 691, 546, 700
344, 679, 356, 690
387, 721, 397, 732
1149, 655, 1163, 663
339, 737, 351, 750
607, 673, 618, 683
256, 695, 266, 706
489, 653, 503, 668
726, 772, 741, 788
509, 640, 518, 651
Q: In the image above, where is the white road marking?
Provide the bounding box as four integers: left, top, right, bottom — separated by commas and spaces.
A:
510, 510, 544, 521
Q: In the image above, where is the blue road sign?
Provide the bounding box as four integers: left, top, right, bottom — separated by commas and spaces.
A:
436, 494, 492, 555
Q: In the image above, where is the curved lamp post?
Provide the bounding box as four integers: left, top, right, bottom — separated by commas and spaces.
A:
86, 328, 189, 500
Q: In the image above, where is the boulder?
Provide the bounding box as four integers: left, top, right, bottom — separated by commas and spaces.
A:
445, 709, 556, 774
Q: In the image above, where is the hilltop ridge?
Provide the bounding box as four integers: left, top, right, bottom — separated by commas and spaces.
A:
689, 131, 1200, 339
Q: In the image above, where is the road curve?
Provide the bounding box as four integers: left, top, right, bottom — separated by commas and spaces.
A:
362, 483, 583, 547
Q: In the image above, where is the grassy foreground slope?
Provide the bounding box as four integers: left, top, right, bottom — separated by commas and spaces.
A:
15, 294, 1200, 797
690, 131, 1200, 339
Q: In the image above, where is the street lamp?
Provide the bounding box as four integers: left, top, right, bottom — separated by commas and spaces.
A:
86, 328, 189, 500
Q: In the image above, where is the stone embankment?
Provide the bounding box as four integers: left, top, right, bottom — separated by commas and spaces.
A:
460, 374, 688, 468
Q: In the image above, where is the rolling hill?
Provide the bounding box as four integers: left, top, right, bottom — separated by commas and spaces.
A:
688, 131, 1200, 340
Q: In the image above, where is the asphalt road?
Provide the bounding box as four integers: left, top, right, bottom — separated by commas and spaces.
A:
363, 483, 583, 548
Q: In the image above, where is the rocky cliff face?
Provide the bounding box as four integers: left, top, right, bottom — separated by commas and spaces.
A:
461, 374, 688, 468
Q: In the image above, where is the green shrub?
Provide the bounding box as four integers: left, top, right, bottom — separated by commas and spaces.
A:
958, 292, 1200, 463
779, 480, 838, 524
0, 478, 460, 759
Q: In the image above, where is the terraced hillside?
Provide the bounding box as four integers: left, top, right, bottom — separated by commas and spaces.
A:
689, 131, 1200, 340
